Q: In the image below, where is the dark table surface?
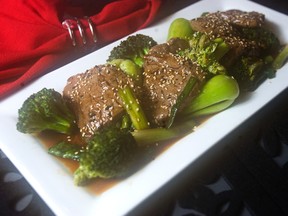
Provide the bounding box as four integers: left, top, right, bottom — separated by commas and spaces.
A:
1, 0, 288, 216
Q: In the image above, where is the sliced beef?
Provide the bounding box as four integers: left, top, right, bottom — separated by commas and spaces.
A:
142, 38, 207, 127
190, 10, 266, 66
216, 10, 265, 28
149, 37, 190, 54
63, 38, 206, 134
63, 64, 137, 139
61, 10, 277, 137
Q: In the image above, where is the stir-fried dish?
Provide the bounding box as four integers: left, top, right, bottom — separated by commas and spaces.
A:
16, 10, 288, 186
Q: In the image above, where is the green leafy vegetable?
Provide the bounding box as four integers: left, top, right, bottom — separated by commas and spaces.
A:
182, 75, 239, 117
167, 18, 194, 40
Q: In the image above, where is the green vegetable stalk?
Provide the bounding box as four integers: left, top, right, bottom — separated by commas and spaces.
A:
132, 119, 196, 146
108, 59, 143, 84
166, 76, 197, 128
181, 75, 239, 117
212, 38, 230, 61
118, 86, 150, 130
272, 44, 288, 69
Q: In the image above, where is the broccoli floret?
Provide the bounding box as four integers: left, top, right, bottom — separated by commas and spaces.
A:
107, 34, 157, 67
240, 27, 280, 55
17, 88, 76, 134
221, 27, 282, 91
228, 56, 275, 91
178, 32, 229, 75
74, 126, 138, 185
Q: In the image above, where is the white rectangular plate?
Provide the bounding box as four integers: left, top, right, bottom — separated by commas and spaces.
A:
1, 0, 288, 215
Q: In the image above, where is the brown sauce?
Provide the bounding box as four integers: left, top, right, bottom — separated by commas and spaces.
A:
36, 129, 179, 195
37, 116, 210, 195
35, 115, 210, 195
36, 131, 80, 173
36, 115, 214, 195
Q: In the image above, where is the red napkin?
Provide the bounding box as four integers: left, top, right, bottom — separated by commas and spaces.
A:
0, 0, 162, 99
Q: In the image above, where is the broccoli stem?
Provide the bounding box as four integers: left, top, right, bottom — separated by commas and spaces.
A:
120, 114, 132, 129
109, 59, 143, 84
132, 119, 196, 146
133, 56, 145, 68
166, 76, 197, 128
272, 44, 288, 69
213, 38, 230, 61
44, 121, 75, 134
249, 60, 264, 77
118, 86, 150, 130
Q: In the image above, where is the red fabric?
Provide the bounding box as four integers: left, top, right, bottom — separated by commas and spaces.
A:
0, 0, 162, 99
